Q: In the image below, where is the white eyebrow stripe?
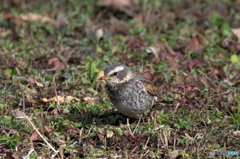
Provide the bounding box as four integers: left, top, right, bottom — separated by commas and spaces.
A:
119, 72, 133, 83
107, 66, 124, 75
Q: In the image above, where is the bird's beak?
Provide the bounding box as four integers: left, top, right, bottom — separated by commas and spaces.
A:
98, 75, 110, 81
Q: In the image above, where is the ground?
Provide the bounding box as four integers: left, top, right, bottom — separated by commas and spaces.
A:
0, 0, 240, 158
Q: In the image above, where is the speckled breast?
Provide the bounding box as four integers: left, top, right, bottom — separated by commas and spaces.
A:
106, 79, 155, 118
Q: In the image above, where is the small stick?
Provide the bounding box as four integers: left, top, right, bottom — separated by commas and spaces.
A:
132, 115, 142, 134
127, 118, 133, 136
24, 113, 59, 154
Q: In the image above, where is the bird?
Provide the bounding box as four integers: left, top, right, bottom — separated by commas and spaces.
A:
98, 64, 160, 118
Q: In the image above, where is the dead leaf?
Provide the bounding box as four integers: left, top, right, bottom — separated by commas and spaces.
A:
48, 57, 66, 70
96, 28, 104, 38
29, 130, 40, 141
56, 12, 69, 28
18, 13, 55, 24
43, 125, 52, 133
0, 27, 11, 37
187, 34, 205, 51
6, 152, 20, 159
232, 28, 240, 43
83, 97, 98, 103
187, 60, 207, 70
128, 40, 142, 49
185, 133, 194, 140
15, 110, 27, 121
41, 96, 80, 104
194, 133, 204, 139
18, 84, 38, 103
233, 131, 240, 136
97, 0, 137, 8
66, 96, 80, 102
97, 70, 104, 81
35, 81, 44, 87
142, 68, 153, 80
163, 53, 183, 61
106, 130, 114, 138
229, 105, 239, 113
169, 150, 180, 158
19, 83, 37, 95
3, 12, 13, 19
27, 77, 36, 85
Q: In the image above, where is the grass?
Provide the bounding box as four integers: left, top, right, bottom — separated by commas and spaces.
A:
0, 0, 240, 158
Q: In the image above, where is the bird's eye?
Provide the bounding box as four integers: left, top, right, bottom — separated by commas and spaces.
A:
113, 72, 118, 76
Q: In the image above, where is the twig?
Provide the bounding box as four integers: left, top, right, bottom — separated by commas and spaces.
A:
127, 118, 133, 136
132, 115, 142, 134
164, 43, 175, 54
174, 102, 180, 112
143, 149, 149, 157
22, 148, 35, 159
144, 137, 150, 149
23, 113, 59, 154
54, 89, 60, 108
22, 93, 25, 112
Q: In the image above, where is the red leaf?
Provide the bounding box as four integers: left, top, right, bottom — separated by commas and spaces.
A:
142, 68, 152, 80
43, 125, 52, 133
187, 34, 205, 51
48, 57, 66, 70
29, 130, 40, 141
187, 60, 206, 70
128, 40, 142, 49
3, 12, 13, 19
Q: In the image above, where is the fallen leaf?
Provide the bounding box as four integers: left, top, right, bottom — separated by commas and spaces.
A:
48, 57, 66, 70
35, 81, 44, 87
3, 12, 13, 19
41, 96, 80, 104
232, 28, 240, 43
41, 98, 49, 103
56, 12, 69, 28
187, 34, 205, 51
229, 105, 239, 113
169, 150, 180, 158
145, 46, 158, 54
233, 131, 240, 136
96, 28, 104, 38
142, 68, 152, 80
66, 96, 80, 102
185, 133, 194, 140
83, 97, 98, 103
27, 77, 36, 85
47, 96, 65, 103
106, 130, 114, 138
0, 27, 12, 37
18, 13, 55, 24
6, 152, 20, 159
15, 110, 27, 121
128, 40, 142, 49
187, 60, 206, 70
194, 133, 204, 139
97, 0, 137, 8
43, 125, 52, 133
162, 53, 183, 61
29, 130, 40, 141
19, 83, 38, 95
97, 70, 104, 81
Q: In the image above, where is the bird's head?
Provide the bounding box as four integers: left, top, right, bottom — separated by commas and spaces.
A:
98, 64, 134, 87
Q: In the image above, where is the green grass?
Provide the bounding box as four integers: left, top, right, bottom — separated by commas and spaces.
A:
0, 0, 240, 158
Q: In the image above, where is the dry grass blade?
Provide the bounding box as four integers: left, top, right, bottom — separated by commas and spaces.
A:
21, 112, 59, 156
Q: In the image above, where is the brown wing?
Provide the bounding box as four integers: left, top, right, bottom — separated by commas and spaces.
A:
143, 82, 160, 96
135, 73, 160, 96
